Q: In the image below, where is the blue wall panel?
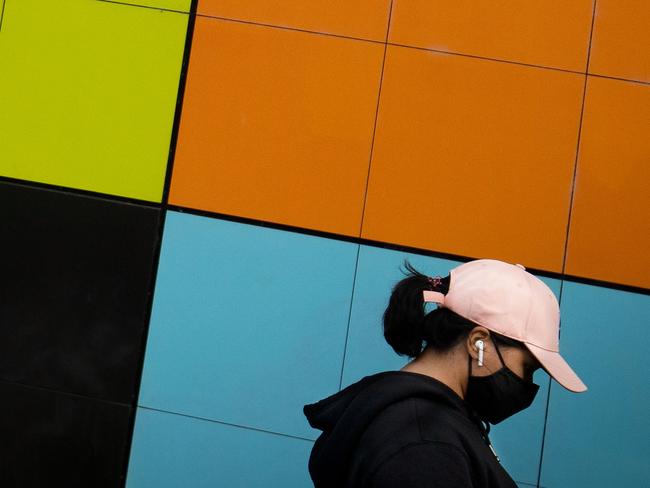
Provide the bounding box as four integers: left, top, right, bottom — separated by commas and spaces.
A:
540, 282, 650, 487
126, 407, 313, 488
131, 216, 647, 486
138, 212, 358, 439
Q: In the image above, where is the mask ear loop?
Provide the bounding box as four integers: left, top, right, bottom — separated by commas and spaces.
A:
490, 336, 507, 369
492, 337, 539, 386
466, 342, 498, 462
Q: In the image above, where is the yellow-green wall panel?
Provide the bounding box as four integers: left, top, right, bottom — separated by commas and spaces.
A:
0, 0, 188, 202
107, 0, 191, 12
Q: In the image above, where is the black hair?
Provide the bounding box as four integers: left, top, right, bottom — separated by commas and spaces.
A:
383, 260, 522, 358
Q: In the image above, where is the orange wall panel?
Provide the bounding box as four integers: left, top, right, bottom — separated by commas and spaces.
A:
362, 46, 584, 272
169, 18, 384, 236
589, 0, 650, 82
389, 0, 594, 72
198, 0, 391, 41
566, 77, 650, 288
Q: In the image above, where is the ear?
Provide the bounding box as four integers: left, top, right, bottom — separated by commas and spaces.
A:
466, 326, 490, 360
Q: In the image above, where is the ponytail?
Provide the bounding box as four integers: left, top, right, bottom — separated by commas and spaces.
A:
383, 261, 475, 357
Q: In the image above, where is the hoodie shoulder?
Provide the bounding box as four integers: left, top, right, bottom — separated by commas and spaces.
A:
349, 394, 477, 484
303, 372, 477, 488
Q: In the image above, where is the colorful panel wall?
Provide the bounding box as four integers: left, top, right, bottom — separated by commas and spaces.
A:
1, 1, 648, 487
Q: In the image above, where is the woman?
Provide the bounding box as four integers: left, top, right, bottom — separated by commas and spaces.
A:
304, 259, 586, 487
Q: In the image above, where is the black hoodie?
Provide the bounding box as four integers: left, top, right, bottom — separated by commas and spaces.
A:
304, 371, 518, 488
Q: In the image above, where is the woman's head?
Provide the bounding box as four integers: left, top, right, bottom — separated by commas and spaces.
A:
384, 260, 557, 423
383, 261, 526, 359
383, 258, 586, 398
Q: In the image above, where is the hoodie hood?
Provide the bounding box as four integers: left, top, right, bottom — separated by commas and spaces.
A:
304, 371, 484, 487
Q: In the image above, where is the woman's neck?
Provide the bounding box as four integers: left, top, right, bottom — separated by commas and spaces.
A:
401, 346, 467, 399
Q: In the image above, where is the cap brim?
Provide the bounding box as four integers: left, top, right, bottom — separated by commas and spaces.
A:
525, 343, 587, 393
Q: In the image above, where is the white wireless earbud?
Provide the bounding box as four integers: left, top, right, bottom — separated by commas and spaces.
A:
475, 340, 484, 367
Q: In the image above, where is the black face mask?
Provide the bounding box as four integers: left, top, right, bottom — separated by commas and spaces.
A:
465, 339, 540, 425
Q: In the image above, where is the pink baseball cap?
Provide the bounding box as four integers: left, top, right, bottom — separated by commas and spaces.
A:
423, 259, 587, 392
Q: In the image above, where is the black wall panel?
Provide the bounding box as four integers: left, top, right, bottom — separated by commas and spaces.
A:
0, 380, 132, 487
0, 181, 160, 403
